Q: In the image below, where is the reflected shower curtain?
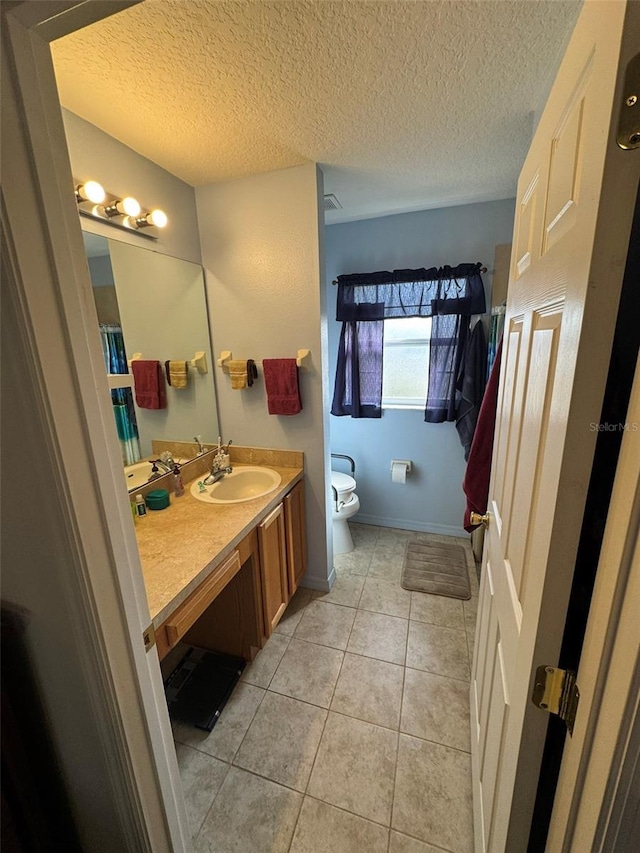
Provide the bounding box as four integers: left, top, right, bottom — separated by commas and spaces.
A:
100, 324, 141, 466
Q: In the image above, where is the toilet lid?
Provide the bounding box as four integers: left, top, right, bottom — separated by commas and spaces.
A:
331, 471, 356, 492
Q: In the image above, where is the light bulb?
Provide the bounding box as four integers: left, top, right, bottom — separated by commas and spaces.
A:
75, 180, 106, 204
149, 209, 168, 228
121, 196, 141, 217
104, 196, 141, 218
134, 209, 169, 229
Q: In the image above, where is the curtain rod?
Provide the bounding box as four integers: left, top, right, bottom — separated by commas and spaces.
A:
332, 265, 487, 285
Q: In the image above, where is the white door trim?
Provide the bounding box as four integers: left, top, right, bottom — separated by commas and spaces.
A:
2, 2, 190, 849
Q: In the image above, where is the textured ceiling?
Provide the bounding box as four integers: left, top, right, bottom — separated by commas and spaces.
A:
51, 0, 582, 222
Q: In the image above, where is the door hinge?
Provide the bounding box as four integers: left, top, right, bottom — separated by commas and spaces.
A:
143, 623, 156, 652
617, 51, 640, 149
532, 665, 580, 736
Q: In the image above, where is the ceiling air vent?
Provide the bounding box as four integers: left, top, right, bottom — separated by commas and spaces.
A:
323, 193, 342, 211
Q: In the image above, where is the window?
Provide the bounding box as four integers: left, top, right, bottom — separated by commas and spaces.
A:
381, 317, 432, 409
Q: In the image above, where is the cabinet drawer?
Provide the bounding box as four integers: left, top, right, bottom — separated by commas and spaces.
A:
164, 549, 241, 648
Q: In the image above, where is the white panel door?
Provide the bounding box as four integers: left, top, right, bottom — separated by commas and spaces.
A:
470, 2, 640, 851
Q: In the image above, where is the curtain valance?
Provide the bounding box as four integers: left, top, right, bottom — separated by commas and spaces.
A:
335, 262, 486, 320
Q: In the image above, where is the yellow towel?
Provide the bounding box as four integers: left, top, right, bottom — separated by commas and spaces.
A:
228, 359, 248, 390
169, 360, 189, 389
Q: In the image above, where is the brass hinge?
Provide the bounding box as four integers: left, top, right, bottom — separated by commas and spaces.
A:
143, 623, 156, 653
532, 666, 580, 736
617, 51, 640, 149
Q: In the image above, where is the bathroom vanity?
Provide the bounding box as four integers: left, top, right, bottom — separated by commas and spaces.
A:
133, 447, 306, 663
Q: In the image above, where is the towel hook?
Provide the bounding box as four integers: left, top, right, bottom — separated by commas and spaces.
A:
296, 349, 311, 372
190, 351, 208, 374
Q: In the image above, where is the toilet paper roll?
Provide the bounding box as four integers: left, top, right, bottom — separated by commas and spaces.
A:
391, 461, 408, 484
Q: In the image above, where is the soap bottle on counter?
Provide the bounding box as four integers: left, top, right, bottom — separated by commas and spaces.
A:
172, 464, 185, 497
135, 493, 147, 517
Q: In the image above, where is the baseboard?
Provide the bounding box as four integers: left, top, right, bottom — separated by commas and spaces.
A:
354, 513, 467, 539
300, 565, 335, 593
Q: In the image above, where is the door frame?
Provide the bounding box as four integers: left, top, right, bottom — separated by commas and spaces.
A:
2, 2, 189, 849
548, 351, 640, 850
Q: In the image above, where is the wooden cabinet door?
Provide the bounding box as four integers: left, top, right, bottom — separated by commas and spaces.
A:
284, 480, 307, 597
258, 504, 289, 635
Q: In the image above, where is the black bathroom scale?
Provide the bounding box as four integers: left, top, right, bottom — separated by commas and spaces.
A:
164, 646, 245, 732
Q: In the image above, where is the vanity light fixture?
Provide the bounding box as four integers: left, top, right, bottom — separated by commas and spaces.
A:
74, 179, 168, 240
133, 208, 168, 229
75, 180, 106, 204
103, 196, 141, 218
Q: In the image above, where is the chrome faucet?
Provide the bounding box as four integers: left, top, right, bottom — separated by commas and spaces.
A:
160, 450, 175, 466
203, 465, 232, 486
203, 437, 233, 485
149, 459, 173, 479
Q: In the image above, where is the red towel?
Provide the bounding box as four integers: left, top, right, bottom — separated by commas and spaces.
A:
131, 360, 167, 410
462, 338, 502, 532
262, 359, 302, 415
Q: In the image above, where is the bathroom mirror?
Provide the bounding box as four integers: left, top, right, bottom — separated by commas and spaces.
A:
83, 231, 219, 484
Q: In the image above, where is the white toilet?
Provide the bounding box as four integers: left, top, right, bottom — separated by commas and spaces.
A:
330, 455, 360, 555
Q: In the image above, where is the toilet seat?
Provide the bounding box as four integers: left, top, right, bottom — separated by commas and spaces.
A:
331, 491, 359, 517
331, 470, 356, 503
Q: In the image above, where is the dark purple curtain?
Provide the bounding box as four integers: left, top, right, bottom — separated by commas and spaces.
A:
331, 320, 384, 418
331, 264, 485, 420
331, 303, 384, 418
424, 313, 469, 423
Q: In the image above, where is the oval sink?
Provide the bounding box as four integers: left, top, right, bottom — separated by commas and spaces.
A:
125, 460, 153, 491
190, 466, 282, 504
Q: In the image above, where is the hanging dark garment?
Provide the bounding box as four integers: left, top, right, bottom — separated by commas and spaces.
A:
455, 320, 488, 459
463, 337, 502, 532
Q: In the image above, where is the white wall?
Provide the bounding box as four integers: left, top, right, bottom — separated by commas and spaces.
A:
2, 278, 133, 850
196, 164, 331, 589
62, 110, 202, 265
326, 199, 516, 535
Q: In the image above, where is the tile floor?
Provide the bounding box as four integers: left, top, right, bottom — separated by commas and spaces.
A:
173, 523, 479, 853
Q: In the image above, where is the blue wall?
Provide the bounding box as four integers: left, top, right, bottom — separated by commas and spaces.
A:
326, 198, 515, 536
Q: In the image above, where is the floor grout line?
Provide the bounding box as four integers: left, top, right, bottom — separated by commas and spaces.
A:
289, 572, 371, 835
287, 626, 350, 852
191, 753, 232, 847
211, 678, 270, 773
388, 654, 407, 853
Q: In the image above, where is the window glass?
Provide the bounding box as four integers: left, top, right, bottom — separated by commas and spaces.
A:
382, 317, 431, 408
